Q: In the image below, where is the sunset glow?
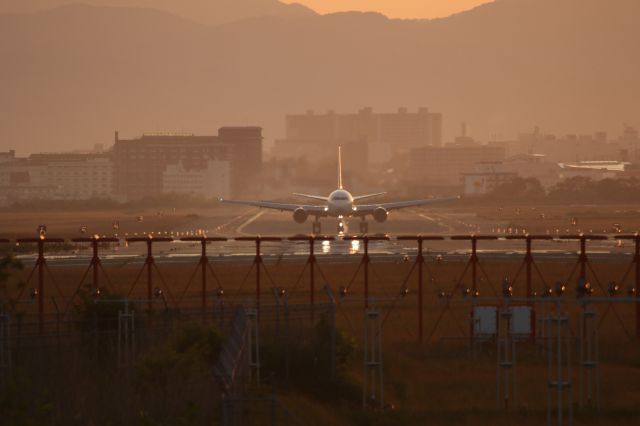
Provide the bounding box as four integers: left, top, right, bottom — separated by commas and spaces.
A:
282, 0, 493, 19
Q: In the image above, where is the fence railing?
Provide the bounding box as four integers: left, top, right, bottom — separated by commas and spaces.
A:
1, 233, 640, 343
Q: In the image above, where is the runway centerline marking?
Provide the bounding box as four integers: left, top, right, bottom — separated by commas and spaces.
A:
236, 210, 266, 235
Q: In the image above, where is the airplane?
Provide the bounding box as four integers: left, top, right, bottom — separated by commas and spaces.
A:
220, 147, 459, 234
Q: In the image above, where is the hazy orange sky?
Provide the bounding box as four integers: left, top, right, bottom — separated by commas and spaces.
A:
283, 0, 493, 19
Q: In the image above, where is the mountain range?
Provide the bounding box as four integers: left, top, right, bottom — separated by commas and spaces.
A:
0, 0, 638, 154
0, 0, 317, 25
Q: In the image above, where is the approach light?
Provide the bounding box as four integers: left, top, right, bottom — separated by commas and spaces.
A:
628, 287, 636, 296
93, 288, 101, 298
543, 287, 553, 297
502, 285, 513, 298
462, 288, 471, 297
435, 254, 443, 262
339, 286, 348, 298
576, 277, 592, 297
502, 277, 512, 298
30, 288, 38, 299
215, 287, 225, 298
153, 287, 163, 298
400, 287, 409, 297
438, 291, 446, 299
608, 282, 619, 296
472, 290, 480, 298
402, 254, 410, 263
278, 288, 287, 298
555, 281, 566, 296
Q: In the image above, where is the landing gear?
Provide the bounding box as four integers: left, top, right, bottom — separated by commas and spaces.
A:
312, 220, 321, 235
359, 220, 369, 234
338, 216, 347, 234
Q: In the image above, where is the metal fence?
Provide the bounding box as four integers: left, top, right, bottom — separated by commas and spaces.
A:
2, 233, 640, 425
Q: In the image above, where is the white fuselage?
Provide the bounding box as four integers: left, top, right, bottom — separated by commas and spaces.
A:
327, 189, 354, 216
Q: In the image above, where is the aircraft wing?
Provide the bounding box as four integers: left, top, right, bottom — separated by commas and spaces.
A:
355, 196, 460, 214
219, 198, 328, 215
353, 192, 387, 201
292, 193, 329, 202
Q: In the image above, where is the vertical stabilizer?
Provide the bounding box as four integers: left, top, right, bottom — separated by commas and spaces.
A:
338, 146, 343, 189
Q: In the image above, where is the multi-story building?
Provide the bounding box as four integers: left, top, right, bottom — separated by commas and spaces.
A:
273, 107, 442, 165
218, 127, 263, 196
499, 154, 562, 188
28, 153, 113, 200
492, 130, 620, 162
613, 125, 640, 161
407, 142, 506, 188
0, 150, 16, 164
0, 152, 112, 205
113, 127, 262, 200
162, 160, 231, 199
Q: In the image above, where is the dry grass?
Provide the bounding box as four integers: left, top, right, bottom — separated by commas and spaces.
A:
3, 255, 639, 424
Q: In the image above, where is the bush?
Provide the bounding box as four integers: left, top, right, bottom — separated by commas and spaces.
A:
133, 323, 222, 425
260, 314, 359, 403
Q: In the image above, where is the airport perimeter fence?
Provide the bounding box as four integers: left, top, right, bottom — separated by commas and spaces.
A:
3, 234, 640, 423
214, 304, 324, 426
0, 295, 335, 425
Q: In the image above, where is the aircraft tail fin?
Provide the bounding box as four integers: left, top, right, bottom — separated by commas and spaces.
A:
338, 146, 343, 189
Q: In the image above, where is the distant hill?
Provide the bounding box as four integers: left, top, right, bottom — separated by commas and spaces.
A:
0, 0, 639, 154
0, 0, 316, 25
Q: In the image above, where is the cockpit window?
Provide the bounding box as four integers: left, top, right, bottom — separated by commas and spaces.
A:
333, 195, 348, 200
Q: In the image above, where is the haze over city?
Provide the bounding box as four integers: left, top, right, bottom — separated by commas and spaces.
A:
0, 0, 638, 155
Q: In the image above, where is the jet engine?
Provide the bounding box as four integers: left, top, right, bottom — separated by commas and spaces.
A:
293, 208, 308, 223
373, 207, 388, 223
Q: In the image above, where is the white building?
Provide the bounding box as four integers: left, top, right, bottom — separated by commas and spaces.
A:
162, 160, 230, 199
28, 154, 113, 200
558, 161, 627, 180
0, 152, 113, 205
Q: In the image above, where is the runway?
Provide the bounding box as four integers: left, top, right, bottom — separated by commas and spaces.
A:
17, 239, 636, 268
12, 206, 637, 267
